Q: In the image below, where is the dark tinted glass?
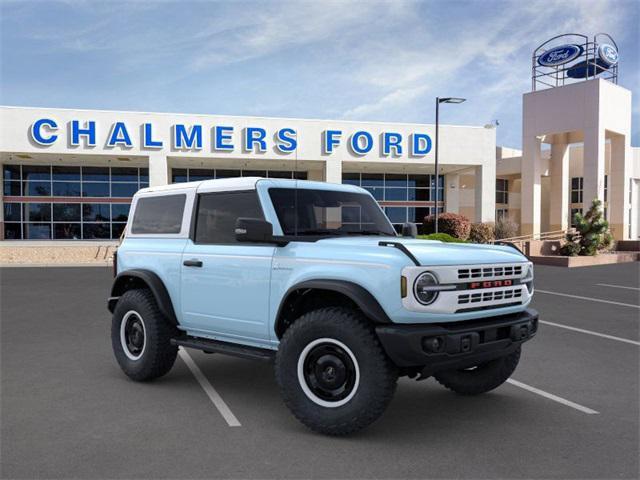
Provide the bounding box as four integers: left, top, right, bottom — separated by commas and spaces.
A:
3, 181, 21, 196
82, 167, 109, 181
4, 223, 22, 239
385, 207, 406, 223
415, 207, 430, 224
111, 183, 138, 198
189, 169, 215, 181
131, 194, 186, 234
52, 182, 81, 197
54, 223, 81, 239
53, 203, 81, 221
83, 203, 110, 221
363, 186, 384, 201
52, 166, 80, 181
25, 181, 51, 196
267, 171, 293, 179
385, 174, 407, 187
410, 189, 429, 201
3, 165, 21, 181
24, 203, 51, 222
293, 172, 308, 180
111, 223, 126, 239
215, 169, 241, 179
83, 223, 110, 239
408, 174, 429, 188
24, 223, 51, 239
571, 191, 580, 203
139, 168, 149, 182
23, 165, 51, 181
342, 173, 360, 185
571, 177, 580, 189
4, 203, 21, 221
111, 204, 131, 221
82, 182, 110, 197
242, 170, 267, 178
361, 174, 384, 187
111, 167, 139, 182
269, 188, 395, 236
384, 188, 407, 201
195, 191, 263, 244
172, 169, 188, 183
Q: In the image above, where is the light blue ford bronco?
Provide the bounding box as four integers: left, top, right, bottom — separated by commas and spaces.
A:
108, 177, 537, 435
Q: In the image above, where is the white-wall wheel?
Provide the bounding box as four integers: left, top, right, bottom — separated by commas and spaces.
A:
120, 310, 147, 361
297, 337, 360, 408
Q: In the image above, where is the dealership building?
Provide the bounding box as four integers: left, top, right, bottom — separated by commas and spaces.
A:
0, 34, 638, 243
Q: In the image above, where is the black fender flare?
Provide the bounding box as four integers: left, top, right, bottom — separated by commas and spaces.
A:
275, 279, 391, 337
108, 269, 178, 326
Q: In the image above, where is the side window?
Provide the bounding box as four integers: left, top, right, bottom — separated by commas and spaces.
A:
194, 191, 264, 244
131, 194, 186, 234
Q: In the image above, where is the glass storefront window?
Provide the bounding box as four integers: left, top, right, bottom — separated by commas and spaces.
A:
2, 164, 144, 240
171, 168, 305, 183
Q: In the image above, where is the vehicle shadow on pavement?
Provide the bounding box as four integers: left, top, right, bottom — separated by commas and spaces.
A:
182, 351, 539, 440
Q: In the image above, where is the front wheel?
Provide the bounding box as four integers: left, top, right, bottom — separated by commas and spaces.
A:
275, 307, 398, 436
111, 289, 178, 382
434, 348, 521, 395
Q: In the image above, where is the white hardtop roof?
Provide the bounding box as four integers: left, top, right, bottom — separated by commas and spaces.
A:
137, 177, 261, 194
136, 177, 363, 196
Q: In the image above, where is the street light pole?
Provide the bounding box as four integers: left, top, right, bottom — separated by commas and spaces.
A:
435, 97, 440, 233
433, 96, 466, 234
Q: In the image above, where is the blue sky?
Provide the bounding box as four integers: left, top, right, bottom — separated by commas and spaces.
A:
1, 0, 638, 148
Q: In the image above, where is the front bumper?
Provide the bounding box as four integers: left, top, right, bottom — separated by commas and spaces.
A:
376, 309, 538, 372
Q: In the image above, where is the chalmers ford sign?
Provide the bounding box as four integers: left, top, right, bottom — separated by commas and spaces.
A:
29, 118, 434, 157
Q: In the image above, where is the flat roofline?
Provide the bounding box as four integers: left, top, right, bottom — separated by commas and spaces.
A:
0, 105, 488, 130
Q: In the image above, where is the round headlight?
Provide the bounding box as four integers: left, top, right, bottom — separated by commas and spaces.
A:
414, 272, 439, 305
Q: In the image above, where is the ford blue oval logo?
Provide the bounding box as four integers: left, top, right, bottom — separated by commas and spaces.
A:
598, 44, 618, 66
538, 44, 583, 67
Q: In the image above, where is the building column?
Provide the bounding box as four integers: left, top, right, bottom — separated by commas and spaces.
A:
582, 126, 605, 212
148, 153, 169, 187
324, 158, 342, 184
549, 137, 570, 232
521, 135, 542, 236
445, 173, 459, 214
474, 163, 495, 223
609, 133, 631, 240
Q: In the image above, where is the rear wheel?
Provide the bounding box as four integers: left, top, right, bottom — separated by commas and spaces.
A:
275, 307, 398, 435
111, 289, 178, 382
434, 348, 521, 395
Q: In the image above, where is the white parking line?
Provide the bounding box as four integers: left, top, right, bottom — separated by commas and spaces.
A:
506, 379, 599, 415
178, 347, 241, 427
536, 289, 640, 309
540, 319, 640, 346
596, 283, 640, 291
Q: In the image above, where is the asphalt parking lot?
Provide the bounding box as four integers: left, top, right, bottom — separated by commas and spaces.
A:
1, 263, 639, 479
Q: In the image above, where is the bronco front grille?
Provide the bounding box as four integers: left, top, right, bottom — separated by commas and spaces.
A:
458, 288, 523, 305
458, 265, 523, 280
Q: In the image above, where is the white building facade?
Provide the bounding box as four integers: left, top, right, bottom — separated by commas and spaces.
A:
0, 106, 497, 241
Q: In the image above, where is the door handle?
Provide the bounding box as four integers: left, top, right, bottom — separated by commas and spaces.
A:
183, 259, 203, 268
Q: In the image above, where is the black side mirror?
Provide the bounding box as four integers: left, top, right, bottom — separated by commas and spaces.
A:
401, 222, 418, 238
235, 218, 275, 243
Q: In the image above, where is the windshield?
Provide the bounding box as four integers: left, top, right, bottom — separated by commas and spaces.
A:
269, 188, 397, 237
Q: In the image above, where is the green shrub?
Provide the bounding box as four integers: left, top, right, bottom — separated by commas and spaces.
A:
422, 213, 471, 240
417, 233, 467, 243
560, 199, 614, 256
469, 222, 495, 244
495, 217, 519, 239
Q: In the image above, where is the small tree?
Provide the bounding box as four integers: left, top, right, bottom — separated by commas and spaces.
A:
495, 217, 519, 240
469, 222, 495, 244
560, 199, 614, 256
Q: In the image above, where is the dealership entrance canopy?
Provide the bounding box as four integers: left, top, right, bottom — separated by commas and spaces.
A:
0, 33, 638, 242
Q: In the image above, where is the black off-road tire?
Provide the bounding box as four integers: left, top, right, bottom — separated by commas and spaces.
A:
111, 288, 179, 382
434, 348, 521, 395
275, 307, 398, 436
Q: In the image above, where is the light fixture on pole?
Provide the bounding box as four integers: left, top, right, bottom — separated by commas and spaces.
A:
434, 97, 466, 233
